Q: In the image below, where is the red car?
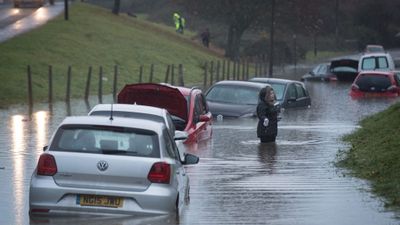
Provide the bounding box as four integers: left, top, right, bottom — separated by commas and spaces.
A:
350, 71, 400, 98
118, 83, 212, 144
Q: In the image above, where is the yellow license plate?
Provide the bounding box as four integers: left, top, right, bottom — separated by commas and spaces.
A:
78, 195, 123, 208
365, 92, 385, 97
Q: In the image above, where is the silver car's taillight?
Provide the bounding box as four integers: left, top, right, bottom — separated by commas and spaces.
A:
37, 154, 57, 176
147, 162, 171, 184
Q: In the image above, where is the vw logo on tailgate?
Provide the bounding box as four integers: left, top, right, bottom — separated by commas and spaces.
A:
97, 160, 109, 171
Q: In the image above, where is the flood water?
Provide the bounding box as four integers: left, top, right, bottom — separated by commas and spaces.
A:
1, 82, 400, 225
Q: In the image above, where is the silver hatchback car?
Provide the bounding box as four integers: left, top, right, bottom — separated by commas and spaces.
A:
29, 116, 199, 216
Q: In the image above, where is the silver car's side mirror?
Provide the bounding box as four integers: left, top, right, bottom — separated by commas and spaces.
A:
184, 153, 199, 165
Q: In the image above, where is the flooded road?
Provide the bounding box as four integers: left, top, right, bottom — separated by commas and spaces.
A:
0, 2, 64, 43
1, 82, 400, 225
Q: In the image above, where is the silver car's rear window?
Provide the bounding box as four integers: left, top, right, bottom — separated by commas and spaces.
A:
50, 125, 160, 158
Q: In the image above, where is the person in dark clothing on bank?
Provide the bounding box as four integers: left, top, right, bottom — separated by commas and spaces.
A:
201, 28, 210, 48
256, 86, 280, 143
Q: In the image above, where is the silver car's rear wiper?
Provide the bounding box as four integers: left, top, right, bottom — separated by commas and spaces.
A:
101, 149, 127, 154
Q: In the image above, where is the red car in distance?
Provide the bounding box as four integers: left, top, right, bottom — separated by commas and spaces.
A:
350, 71, 400, 98
118, 83, 212, 144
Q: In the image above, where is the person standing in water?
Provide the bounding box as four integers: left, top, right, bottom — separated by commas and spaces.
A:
256, 86, 280, 143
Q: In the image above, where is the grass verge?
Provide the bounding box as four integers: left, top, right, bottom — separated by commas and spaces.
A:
336, 102, 400, 208
0, 2, 222, 107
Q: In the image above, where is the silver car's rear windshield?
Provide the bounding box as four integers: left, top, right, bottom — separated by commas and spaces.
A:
50, 125, 160, 158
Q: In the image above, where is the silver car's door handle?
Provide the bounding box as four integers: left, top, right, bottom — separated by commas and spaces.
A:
176, 171, 186, 176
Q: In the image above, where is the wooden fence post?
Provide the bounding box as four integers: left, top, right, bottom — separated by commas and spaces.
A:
178, 64, 184, 86
232, 61, 236, 80
203, 62, 208, 90
171, 64, 175, 85
113, 65, 118, 102
66, 66, 71, 102
27, 65, 33, 108
209, 61, 214, 86
246, 60, 250, 80
138, 65, 143, 83
264, 60, 268, 77
222, 60, 226, 80
84, 66, 92, 100
98, 66, 103, 103
164, 65, 170, 83
149, 64, 154, 83
237, 60, 241, 80
260, 60, 264, 77
227, 61, 230, 80
48, 65, 52, 104
216, 61, 220, 82
242, 60, 246, 80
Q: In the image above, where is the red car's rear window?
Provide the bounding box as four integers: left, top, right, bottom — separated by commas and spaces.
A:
355, 74, 392, 92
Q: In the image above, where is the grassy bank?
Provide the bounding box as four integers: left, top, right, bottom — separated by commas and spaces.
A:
337, 102, 400, 208
0, 3, 221, 107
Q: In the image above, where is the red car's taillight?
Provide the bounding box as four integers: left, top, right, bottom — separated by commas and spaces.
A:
37, 154, 57, 176
147, 162, 171, 184
387, 85, 399, 93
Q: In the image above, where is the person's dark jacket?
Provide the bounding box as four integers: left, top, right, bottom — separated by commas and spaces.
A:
256, 89, 279, 138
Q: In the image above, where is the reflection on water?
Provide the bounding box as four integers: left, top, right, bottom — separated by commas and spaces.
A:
0, 3, 64, 43
11, 115, 26, 225
258, 142, 277, 174
34, 111, 49, 161
32, 7, 48, 22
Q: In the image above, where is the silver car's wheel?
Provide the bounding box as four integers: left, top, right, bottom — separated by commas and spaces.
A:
185, 187, 190, 204
175, 195, 180, 217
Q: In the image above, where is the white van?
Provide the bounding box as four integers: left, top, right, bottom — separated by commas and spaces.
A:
358, 52, 395, 72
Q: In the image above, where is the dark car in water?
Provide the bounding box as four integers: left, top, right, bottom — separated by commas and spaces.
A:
205, 80, 268, 117
350, 71, 400, 98
301, 63, 336, 82
249, 77, 311, 109
330, 58, 359, 82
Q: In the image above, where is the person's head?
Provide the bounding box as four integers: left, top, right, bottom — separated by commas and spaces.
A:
265, 86, 275, 103
259, 86, 275, 104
